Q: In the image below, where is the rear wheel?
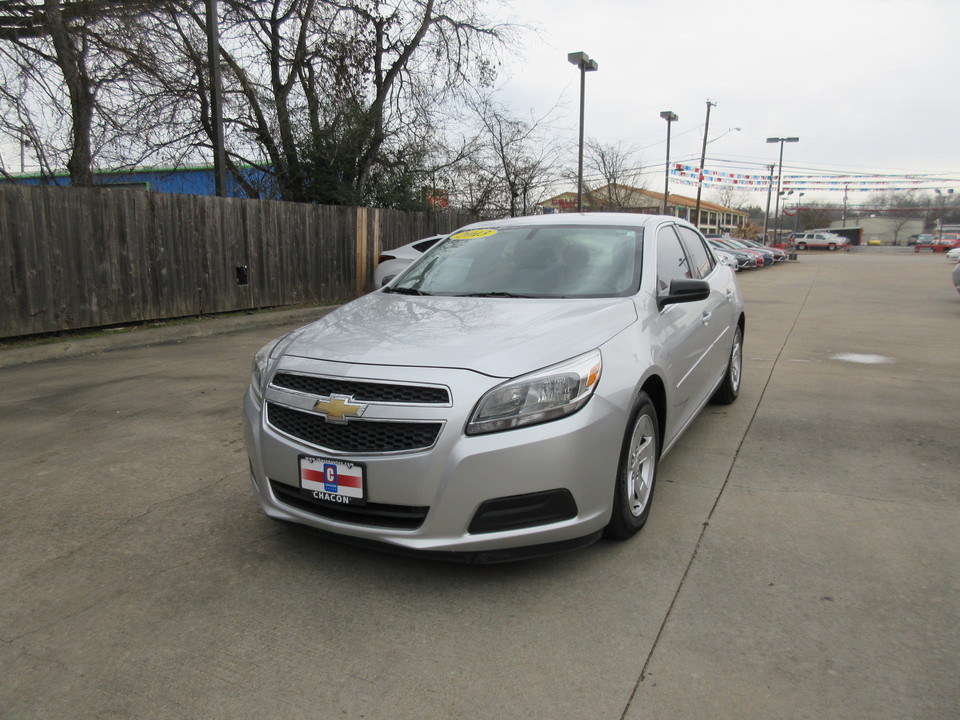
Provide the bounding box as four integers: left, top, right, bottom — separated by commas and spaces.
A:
711, 324, 743, 405
605, 393, 659, 540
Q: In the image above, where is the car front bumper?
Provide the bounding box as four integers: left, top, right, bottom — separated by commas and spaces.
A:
242, 359, 628, 558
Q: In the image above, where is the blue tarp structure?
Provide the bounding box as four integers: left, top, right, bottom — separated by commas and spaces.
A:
8, 165, 277, 198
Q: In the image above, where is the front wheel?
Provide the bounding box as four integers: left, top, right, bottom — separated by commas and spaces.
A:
605, 393, 659, 540
711, 324, 743, 405
796, 242, 807, 250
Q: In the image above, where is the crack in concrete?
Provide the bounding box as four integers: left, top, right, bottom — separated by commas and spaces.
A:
617, 267, 821, 720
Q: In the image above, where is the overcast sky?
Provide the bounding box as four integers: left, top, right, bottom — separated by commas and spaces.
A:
4, 0, 956, 207
492, 0, 960, 204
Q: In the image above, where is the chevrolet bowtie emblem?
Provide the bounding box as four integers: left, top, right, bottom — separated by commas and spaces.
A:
312, 394, 366, 424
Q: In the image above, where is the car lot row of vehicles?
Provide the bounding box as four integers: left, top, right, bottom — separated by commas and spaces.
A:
706, 236, 789, 270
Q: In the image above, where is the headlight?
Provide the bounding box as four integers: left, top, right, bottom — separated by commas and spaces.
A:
250, 337, 283, 404
466, 350, 602, 435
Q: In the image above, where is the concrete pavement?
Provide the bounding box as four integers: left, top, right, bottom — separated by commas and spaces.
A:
1, 248, 957, 719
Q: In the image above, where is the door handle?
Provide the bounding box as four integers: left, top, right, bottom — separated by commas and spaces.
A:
702, 311, 711, 325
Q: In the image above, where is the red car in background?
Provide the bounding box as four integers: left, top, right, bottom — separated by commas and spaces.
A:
915, 234, 960, 252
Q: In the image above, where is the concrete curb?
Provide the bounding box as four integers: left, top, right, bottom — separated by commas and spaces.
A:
0, 304, 339, 369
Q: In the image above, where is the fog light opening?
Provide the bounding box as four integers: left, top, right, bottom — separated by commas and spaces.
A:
468, 489, 578, 534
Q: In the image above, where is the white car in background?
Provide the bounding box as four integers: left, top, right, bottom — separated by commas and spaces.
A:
714, 249, 740, 271
374, 235, 445, 287
945, 246, 960, 263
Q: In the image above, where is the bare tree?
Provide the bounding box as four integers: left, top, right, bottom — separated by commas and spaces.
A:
581, 139, 645, 210
454, 95, 563, 216
154, 0, 512, 204
0, 0, 172, 184
711, 185, 747, 211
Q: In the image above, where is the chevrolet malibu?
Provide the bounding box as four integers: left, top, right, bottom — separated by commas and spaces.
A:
243, 213, 745, 562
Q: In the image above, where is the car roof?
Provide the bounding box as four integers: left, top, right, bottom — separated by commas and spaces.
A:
454, 212, 687, 232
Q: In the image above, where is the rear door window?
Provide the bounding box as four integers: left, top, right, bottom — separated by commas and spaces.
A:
675, 226, 716, 279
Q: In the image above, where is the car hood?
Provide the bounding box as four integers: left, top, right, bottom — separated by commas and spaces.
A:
283, 293, 638, 378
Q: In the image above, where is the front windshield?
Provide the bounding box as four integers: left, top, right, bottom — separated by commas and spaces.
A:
388, 224, 642, 298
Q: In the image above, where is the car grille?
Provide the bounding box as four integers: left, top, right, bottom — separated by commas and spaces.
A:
271, 372, 449, 404
269, 480, 428, 530
267, 403, 442, 453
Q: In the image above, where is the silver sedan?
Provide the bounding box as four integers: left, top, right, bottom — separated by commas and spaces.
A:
243, 213, 745, 562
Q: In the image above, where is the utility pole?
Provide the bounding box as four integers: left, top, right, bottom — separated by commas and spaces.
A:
693, 100, 715, 230
206, 0, 227, 197
842, 183, 849, 227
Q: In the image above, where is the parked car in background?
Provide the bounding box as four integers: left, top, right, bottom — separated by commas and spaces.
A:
712, 238, 774, 266
725, 238, 779, 265
792, 231, 850, 251
243, 213, 745, 562
708, 240, 756, 269
714, 249, 743, 271
709, 242, 757, 271
738, 238, 789, 262
373, 235, 445, 287
915, 234, 960, 253
953, 261, 960, 296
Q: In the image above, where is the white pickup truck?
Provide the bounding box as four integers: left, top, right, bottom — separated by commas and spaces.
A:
792, 232, 850, 251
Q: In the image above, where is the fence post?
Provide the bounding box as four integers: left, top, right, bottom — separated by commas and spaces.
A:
372, 208, 380, 288
355, 206, 368, 295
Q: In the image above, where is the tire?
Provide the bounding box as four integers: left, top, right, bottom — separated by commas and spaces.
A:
796, 242, 807, 250
604, 392, 659, 540
828, 243, 837, 251
711, 324, 743, 405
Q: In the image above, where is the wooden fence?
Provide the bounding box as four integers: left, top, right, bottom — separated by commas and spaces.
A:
0, 185, 477, 339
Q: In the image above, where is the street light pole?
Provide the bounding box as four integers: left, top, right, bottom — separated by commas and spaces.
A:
693, 100, 715, 229
777, 190, 793, 240
766, 136, 799, 245
568, 51, 598, 213
795, 192, 805, 233
660, 111, 678, 215
762, 164, 775, 244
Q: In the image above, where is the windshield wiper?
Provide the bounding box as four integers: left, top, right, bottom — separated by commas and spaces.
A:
457, 291, 538, 298
384, 286, 432, 296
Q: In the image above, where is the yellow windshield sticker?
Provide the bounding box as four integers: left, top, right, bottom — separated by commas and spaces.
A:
450, 228, 498, 240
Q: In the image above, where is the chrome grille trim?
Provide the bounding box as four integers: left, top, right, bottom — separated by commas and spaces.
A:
271, 372, 450, 405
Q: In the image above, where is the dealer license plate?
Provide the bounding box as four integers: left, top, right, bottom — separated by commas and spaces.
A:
299, 456, 366, 506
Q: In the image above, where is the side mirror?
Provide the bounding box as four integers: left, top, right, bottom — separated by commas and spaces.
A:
659, 278, 710, 310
